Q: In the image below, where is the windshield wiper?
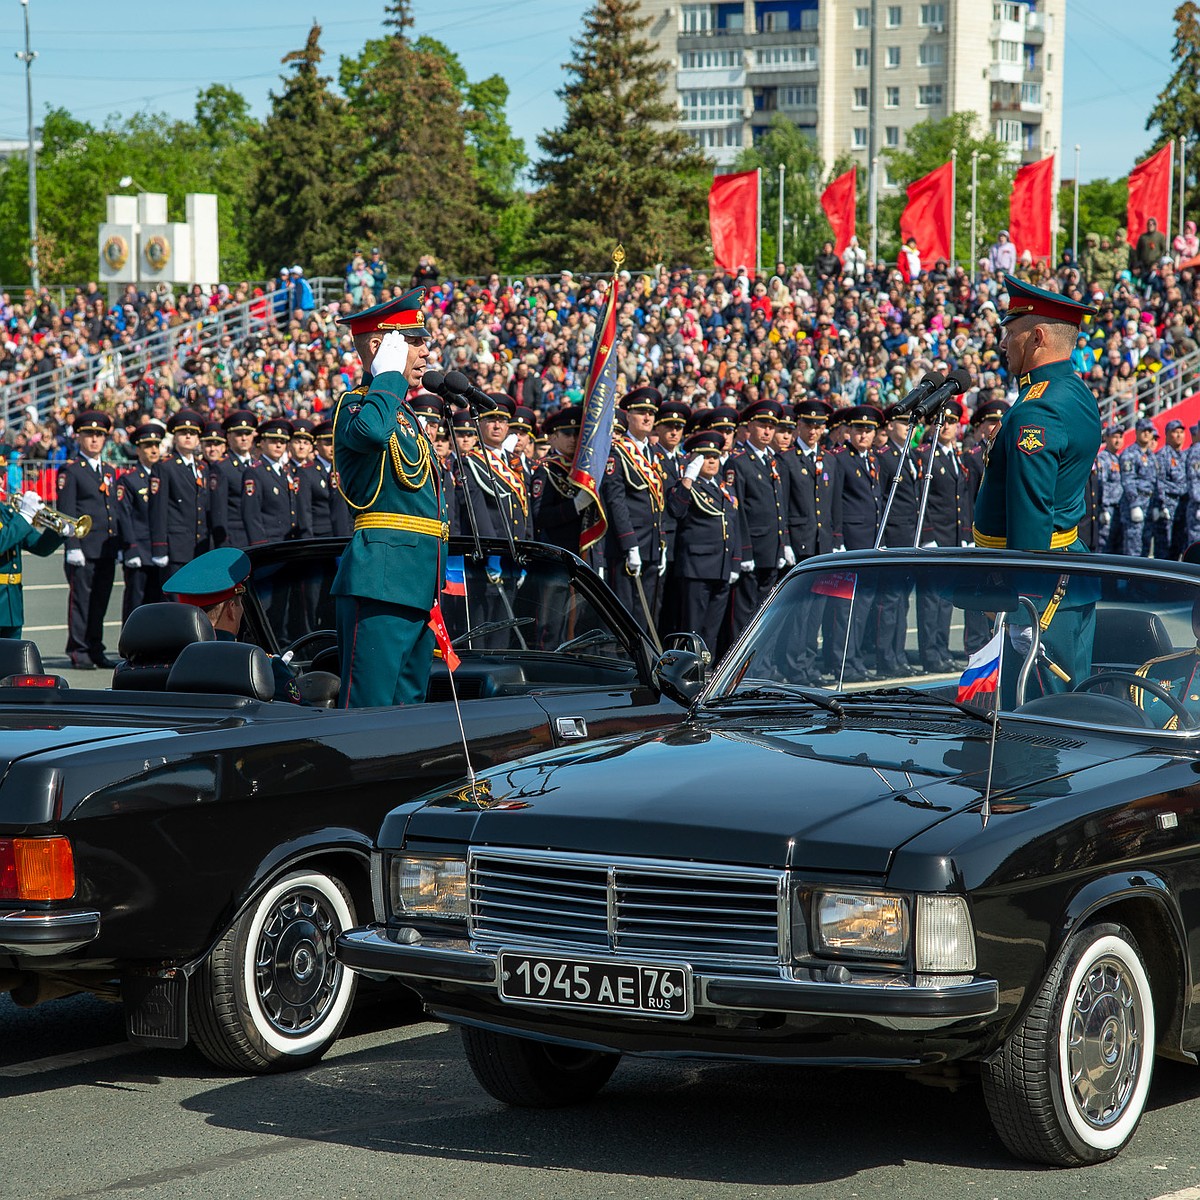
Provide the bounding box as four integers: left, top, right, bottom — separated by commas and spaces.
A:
705, 684, 844, 717
450, 616, 535, 648
833, 685, 996, 726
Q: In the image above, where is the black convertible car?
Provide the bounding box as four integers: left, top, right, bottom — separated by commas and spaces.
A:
0, 537, 688, 1073
340, 548, 1200, 1167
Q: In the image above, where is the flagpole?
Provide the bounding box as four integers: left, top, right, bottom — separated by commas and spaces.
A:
1072, 144, 1081, 266
949, 148, 957, 270
869, 155, 879, 266
980, 618, 1005, 830
970, 150, 979, 282
1167, 140, 1175, 248
756, 167, 763, 277
1051, 152, 1058, 267
777, 163, 785, 269
1179, 136, 1187, 241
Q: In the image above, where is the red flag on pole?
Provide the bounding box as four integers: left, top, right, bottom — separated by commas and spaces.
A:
899, 161, 954, 266
1127, 143, 1174, 247
821, 166, 857, 256
428, 600, 461, 673
1009, 154, 1055, 263
709, 169, 759, 272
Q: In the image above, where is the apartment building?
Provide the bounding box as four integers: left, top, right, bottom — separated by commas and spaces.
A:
638, 0, 1065, 184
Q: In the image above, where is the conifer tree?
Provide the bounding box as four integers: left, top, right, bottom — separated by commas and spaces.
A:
249, 24, 352, 275
1146, 2, 1200, 217
533, 0, 711, 271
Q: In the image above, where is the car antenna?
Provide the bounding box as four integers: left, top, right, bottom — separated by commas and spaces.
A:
979, 617, 1006, 829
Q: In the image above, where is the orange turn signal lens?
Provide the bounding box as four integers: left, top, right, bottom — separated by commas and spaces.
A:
0, 837, 76, 901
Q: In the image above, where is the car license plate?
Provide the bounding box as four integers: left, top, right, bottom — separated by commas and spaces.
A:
498, 951, 692, 1018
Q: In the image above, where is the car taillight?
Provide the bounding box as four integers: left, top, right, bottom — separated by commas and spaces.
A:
0, 837, 76, 900
0, 675, 61, 688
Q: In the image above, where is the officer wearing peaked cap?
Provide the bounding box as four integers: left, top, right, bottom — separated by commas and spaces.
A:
1156, 418, 1189, 559
149, 408, 210, 583
463, 392, 530, 542
242, 418, 300, 546
297, 420, 351, 539
531, 407, 591, 556
332, 287, 447, 707
117, 421, 166, 620
1095, 423, 1124, 555
654, 400, 690, 630
209, 409, 258, 550
1121, 418, 1158, 557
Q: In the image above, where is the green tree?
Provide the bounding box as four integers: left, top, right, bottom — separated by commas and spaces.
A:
248, 24, 354, 278
1059, 177, 1129, 245
880, 113, 1013, 267
1146, 2, 1200, 217
533, 0, 711, 271
342, 2, 492, 277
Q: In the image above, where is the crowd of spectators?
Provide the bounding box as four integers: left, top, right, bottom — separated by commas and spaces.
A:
0, 223, 1196, 475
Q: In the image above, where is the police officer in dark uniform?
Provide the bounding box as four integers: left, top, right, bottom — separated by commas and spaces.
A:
463, 394, 530, 542
961, 398, 1007, 653
727, 398, 791, 639
653, 399, 690, 631
874, 404, 920, 676
208, 409, 257, 550
667, 430, 742, 652
916, 400, 972, 671
531, 408, 590, 555
149, 408, 209, 583
116, 421, 167, 620
829, 405, 884, 681
58, 410, 120, 669
242, 418, 300, 545
602, 388, 667, 633
297, 419, 351, 538
448, 409, 494, 541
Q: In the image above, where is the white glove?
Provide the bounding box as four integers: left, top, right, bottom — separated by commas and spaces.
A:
1101, 510, 1112, 526
572, 490, 591, 512
833, 545, 847, 553
657, 554, 667, 577
17, 490, 42, 522
371, 329, 410, 376
740, 559, 755, 572
125, 556, 143, 569
683, 455, 703, 482
782, 545, 796, 567
1151, 507, 1162, 522
626, 546, 642, 577
501, 433, 519, 454
776, 555, 787, 569
1131, 506, 1144, 524
921, 540, 937, 549
728, 570, 740, 585
152, 555, 169, 567
66, 548, 84, 566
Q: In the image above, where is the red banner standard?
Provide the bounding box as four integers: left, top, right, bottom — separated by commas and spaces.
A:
821, 166, 857, 256
1127, 143, 1173, 247
1009, 154, 1055, 263
709, 169, 759, 273
900, 161, 954, 267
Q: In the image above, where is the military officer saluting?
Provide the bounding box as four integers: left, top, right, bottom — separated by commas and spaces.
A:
58, 410, 120, 669
332, 288, 447, 707
242, 418, 300, 545
116, 421, 167, 619
297, 419, 351, 538
973, 276, 1101, 554
667, 430, 743, 652
208, 409, 257, 550
149, 408, 210, 583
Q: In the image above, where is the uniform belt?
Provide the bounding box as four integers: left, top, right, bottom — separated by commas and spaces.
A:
0, 573, 21, 585
972, 525, 1078, 550
354, 513, 449, 540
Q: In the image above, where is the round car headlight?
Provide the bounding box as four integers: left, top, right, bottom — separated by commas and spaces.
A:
813, 890, 908, 960
915, 894, 976, 972
391, 856, 468, 919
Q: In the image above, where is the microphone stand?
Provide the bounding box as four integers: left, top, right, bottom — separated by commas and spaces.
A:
913, 404, 950, 548
874, 433, 919, 550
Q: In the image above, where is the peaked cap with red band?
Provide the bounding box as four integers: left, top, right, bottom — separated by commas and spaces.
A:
162, 547, 250, 609
1000, 276, 1097, 327
337, 286, 431, 339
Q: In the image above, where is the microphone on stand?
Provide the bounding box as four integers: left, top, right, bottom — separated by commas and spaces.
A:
890, 371, 946, 418
910, 367, 973, 423
443, 370, 494, 411
421, 369, 450, 397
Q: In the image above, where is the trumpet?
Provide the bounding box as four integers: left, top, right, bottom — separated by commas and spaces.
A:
5, 497, 92, 540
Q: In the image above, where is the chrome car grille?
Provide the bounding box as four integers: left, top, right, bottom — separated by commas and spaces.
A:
469, 849, 784, 965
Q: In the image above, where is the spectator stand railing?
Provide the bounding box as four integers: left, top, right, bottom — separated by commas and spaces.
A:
1102, 344, 1200, 430
0, 291, 276, 432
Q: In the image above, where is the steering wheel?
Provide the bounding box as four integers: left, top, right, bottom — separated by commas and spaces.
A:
1072, 671, 1197, 729
281, 629, 338, 665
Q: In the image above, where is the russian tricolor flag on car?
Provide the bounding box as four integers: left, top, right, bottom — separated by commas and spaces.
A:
443, 555, 466, 597
957, 629, 1003, 704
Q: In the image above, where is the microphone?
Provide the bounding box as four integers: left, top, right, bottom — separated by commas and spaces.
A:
890, 371, 946, 419
443, 369, 493, 412
421, 369, 449, 397
910, 367, 973, 423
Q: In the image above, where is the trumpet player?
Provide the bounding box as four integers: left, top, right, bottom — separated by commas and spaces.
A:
57, 410, 119, 671
0, 490, 62, 639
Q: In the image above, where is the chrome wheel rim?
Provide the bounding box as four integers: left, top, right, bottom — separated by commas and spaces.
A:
1066, 954, 1144, 1130
254, 887, 343, 1036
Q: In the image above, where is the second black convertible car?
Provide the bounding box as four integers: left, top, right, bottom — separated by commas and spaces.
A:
341, 549, 1200, 1167
0, 538, 688, 1073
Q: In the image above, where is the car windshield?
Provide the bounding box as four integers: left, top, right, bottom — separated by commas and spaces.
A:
706, 556, 1200, 734
250, 548, 634, 665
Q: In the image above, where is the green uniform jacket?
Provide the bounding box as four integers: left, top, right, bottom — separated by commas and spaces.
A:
1132, 647, 1200, 731
0, 512, 60, 629
330, 370, 447, 612
973, 358, 1102, 552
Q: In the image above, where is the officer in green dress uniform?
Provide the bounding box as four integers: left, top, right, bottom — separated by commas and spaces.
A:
0, 491, 60, 638
973, 276, 1103, 697
331, 288, 446, 708
161, 547, 301, 703
1130, 598, 1200, 730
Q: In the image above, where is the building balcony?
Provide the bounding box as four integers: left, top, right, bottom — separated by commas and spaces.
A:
678, 66, 748, 88
989, 61, 1024, 84
677, 28, 750, 45
1021, 146, 1047, 164
746, 63, 819, 81
1020, 99, 1043, 114
990, 18, 1025, 41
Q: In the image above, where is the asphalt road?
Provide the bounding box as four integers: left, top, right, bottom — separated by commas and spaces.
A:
9, 552, 1200, 1197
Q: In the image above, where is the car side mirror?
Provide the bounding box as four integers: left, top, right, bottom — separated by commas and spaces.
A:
663, 631, 712, 666
653, 649, 706, 706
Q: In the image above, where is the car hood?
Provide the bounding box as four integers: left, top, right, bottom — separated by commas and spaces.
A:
400, 714, 1145, 873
